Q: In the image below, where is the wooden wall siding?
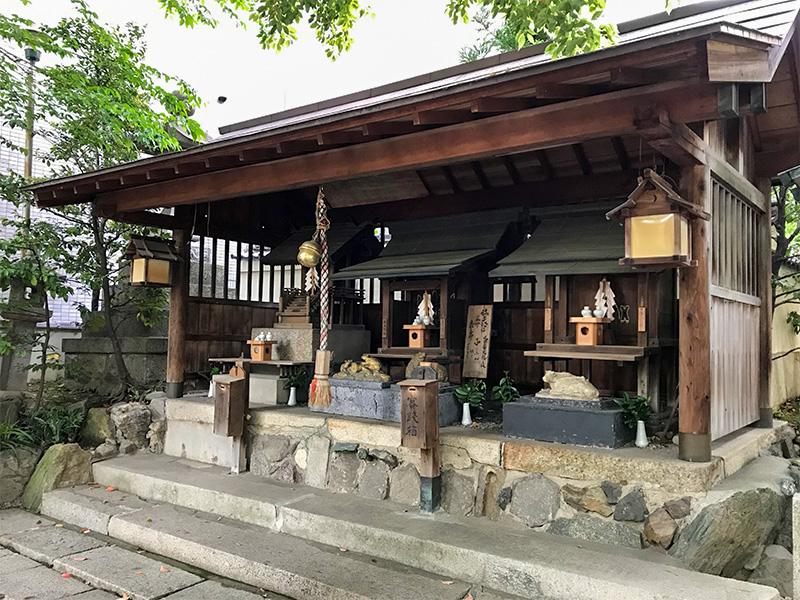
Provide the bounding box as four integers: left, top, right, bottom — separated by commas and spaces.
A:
710, 296, 760, 439
491, 302, 545, 389
184, 299, 277, 375
709, 177, 761, 439
711, 178, 759, 298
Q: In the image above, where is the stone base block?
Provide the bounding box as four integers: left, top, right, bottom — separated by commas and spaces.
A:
503, 395, 633, 448
311, 379, 460, 426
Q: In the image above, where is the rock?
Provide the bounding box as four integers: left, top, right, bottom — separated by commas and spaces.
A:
21, 443, 92, 512
368, 449, 398, 468
509, 474, 560, 527
497, 487, 513, 511
548, 514, 642, 550
294, 446, 308, 470
778, 438, 797, 459
760, 444, 783, 458
664, 497, 692, 520
356, 447, 369, 460
328, 451, 360, 493
442, 446, 472, 470
614, 488, 649, 522
779, 478, 796, 496
146, 394, 167, 421
601, 481, 622, 505
146, 420, 166, 454
669, 489, 785, 577
774, 500, 792, 552
304, 436, 331, 488
644, 507, 678, 549
0, 447, 41, 508
389, 464, 420, 506
109, 403, 151, 449
253, 435, 295, 463
79, 408, 115, 448
441, 470, 476, 516
92, 439, 118, 461
562, 484, 612, 517
270, 457, 299, 483
118, 440, 136, 455
748, 545, 793, 597
357, 460, 390, 500
475, 467, 504, 520
332, 442, 358, 453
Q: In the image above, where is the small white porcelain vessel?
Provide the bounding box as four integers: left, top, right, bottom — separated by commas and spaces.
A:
288, 387, 297, 406
635, 420, 649, 448
581, 306, 592, 318
593, 307, 606, 318
422, 315, 431, 326
461, 403, 472, 426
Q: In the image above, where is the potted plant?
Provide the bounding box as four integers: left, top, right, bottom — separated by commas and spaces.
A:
614, 392, 651, 448
284, 369, 310, 406
492, 371, 520, 404
455, 379, 486, 426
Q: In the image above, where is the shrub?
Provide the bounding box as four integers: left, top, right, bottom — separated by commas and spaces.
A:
614, 392, 651, 428
492, 371, 520, 404
455, 379, 486, 409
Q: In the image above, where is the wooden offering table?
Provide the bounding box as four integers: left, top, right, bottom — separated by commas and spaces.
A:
210, 357, 313, 406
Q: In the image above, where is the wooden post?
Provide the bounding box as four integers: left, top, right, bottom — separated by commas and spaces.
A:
756, 177, 773, 427
166, 229, 189, 398
678, 165, 712, 462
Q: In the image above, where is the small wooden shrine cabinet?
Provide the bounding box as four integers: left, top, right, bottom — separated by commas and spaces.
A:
490, 203, 677, 409
333, 209, 525, 382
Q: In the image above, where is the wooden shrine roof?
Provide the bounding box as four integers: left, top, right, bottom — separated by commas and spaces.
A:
333, 208, 522, 279
260, 222, 380, 265
489, 202, 635, 278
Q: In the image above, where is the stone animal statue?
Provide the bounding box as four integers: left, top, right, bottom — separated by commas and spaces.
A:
332, 355, 390, 382
536, 370, 599, 401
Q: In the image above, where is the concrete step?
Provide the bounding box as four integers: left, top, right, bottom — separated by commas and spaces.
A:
58, 454, 780, 600
42, 487, 481, 600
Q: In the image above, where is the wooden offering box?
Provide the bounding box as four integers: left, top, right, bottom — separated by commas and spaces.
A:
247, 339, 277, 361
570, 317, 612, 346
403, 324, 436, 348
213, 375, 246, 437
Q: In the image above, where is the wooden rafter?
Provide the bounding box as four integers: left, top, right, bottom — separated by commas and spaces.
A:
471, 161, 490, 189
442, 166, 461, 193
536, 150, 555, 180
502, 156, 521, 185
572, 143, 592, 175
611, 136, 631, 170
413, 110, 474, 125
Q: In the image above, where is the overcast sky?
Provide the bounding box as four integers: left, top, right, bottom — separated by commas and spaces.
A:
15, 0, 674, 135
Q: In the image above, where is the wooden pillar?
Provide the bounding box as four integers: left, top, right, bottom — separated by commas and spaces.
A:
166, 229, 190, 398
757, 178, 773, 427
678, 165, 712, 462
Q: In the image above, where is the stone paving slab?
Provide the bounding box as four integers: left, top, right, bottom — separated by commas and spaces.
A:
72, 591, 121, 600
52, 545, 202, 600
41, 487, 147, 535
1, 524, 106, 565
162, 581, 267, 599
0, 508, 49, 535
0, 564, 92, 599
0, 551, 40, 572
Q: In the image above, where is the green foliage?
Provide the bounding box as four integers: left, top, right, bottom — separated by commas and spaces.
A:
613, 391, 650, 428
455, 378, 486, 408
0, 422, 35, 450
153, 0, 624, 60
491, 370, 520, 403
459, 6, 547, 62
22, 404, 84, 448
284, 368, 310, 391
772, 184, 800, 358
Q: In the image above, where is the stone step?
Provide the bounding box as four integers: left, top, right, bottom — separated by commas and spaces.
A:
42, 488, 478, 600
68, 454, 780, 600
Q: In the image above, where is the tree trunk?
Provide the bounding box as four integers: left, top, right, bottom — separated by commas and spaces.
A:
33, 285, 51, 412
91, 203, 133, 388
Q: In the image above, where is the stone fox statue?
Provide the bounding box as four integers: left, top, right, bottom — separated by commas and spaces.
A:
537, 370, 600, 401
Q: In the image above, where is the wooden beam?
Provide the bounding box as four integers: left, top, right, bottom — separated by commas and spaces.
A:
166, 228, 190, 398
99, 81, 723, 213
634, 107, 706, 166
611, 136, 630, 170
537, 150, 554, 180
147, 167, 178, 182
470, 161, 490, 189
317, 131, 368, 145
442, 166, 461, 193
175, 161, 208, 175
361, 121, 418, 136
756, 177, 773, 428
99, 208, 186, 230
277, 140, 320, 154
121, 173, 148, 185
205, 155, 241, 169
533, 82, 606, 99
470, 97, 538, 113
413, 110, 474, 125
678, 163, 712, 462
572, 143, 592, 175
502, 156, 521, 185
706, 40, 771, 82
240, 148, 279, 162
96, 177, 124, 192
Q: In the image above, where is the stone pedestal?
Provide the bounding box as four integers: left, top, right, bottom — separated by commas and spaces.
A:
311, 379, 460, 426
251, 324, 370, 364
503, 395, 633, 448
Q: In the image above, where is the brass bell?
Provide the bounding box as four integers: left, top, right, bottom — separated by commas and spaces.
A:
297, 239, 322, 267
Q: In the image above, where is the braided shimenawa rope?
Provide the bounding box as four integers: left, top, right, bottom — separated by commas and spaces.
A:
316, 188, 330, 350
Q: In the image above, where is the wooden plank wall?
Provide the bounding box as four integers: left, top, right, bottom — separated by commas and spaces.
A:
184, 298, 277, 375
709, 176, 761, 439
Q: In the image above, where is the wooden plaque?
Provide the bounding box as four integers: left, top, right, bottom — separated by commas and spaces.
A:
399, 379, 438, 449
463, 305, 493, 379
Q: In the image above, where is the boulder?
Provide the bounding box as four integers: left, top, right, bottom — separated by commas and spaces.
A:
498, 487, 513, 511
21, 443, 91, 512
328, 451, 361, 493
389, 464, 420, 506
304, 436, 331, 488
250, 435, 297, 477
669, 489, 785, 577
357, 460, 391, 500
109, 403, 151, 449
92, 439, 118, 461
748, 545, 792, 598
0, 447, 41, 507
146, 420, 166, 454
80, 408, 115, 448
562, 484, 612, 517
643, 507, 678, 549
368, 449, 398, 468
664, 497, 692, 520
509, 474, 561, 527
441, 470, 476, 516
614, 488, 649, 522
270, 457, 300, 483
548, 514, 642, 550
118, 440, 136, 455
601, 481, 622, 505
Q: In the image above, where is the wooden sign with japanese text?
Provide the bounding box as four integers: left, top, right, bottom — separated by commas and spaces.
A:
463, 305, 493, 379
399, 379, 438, 449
